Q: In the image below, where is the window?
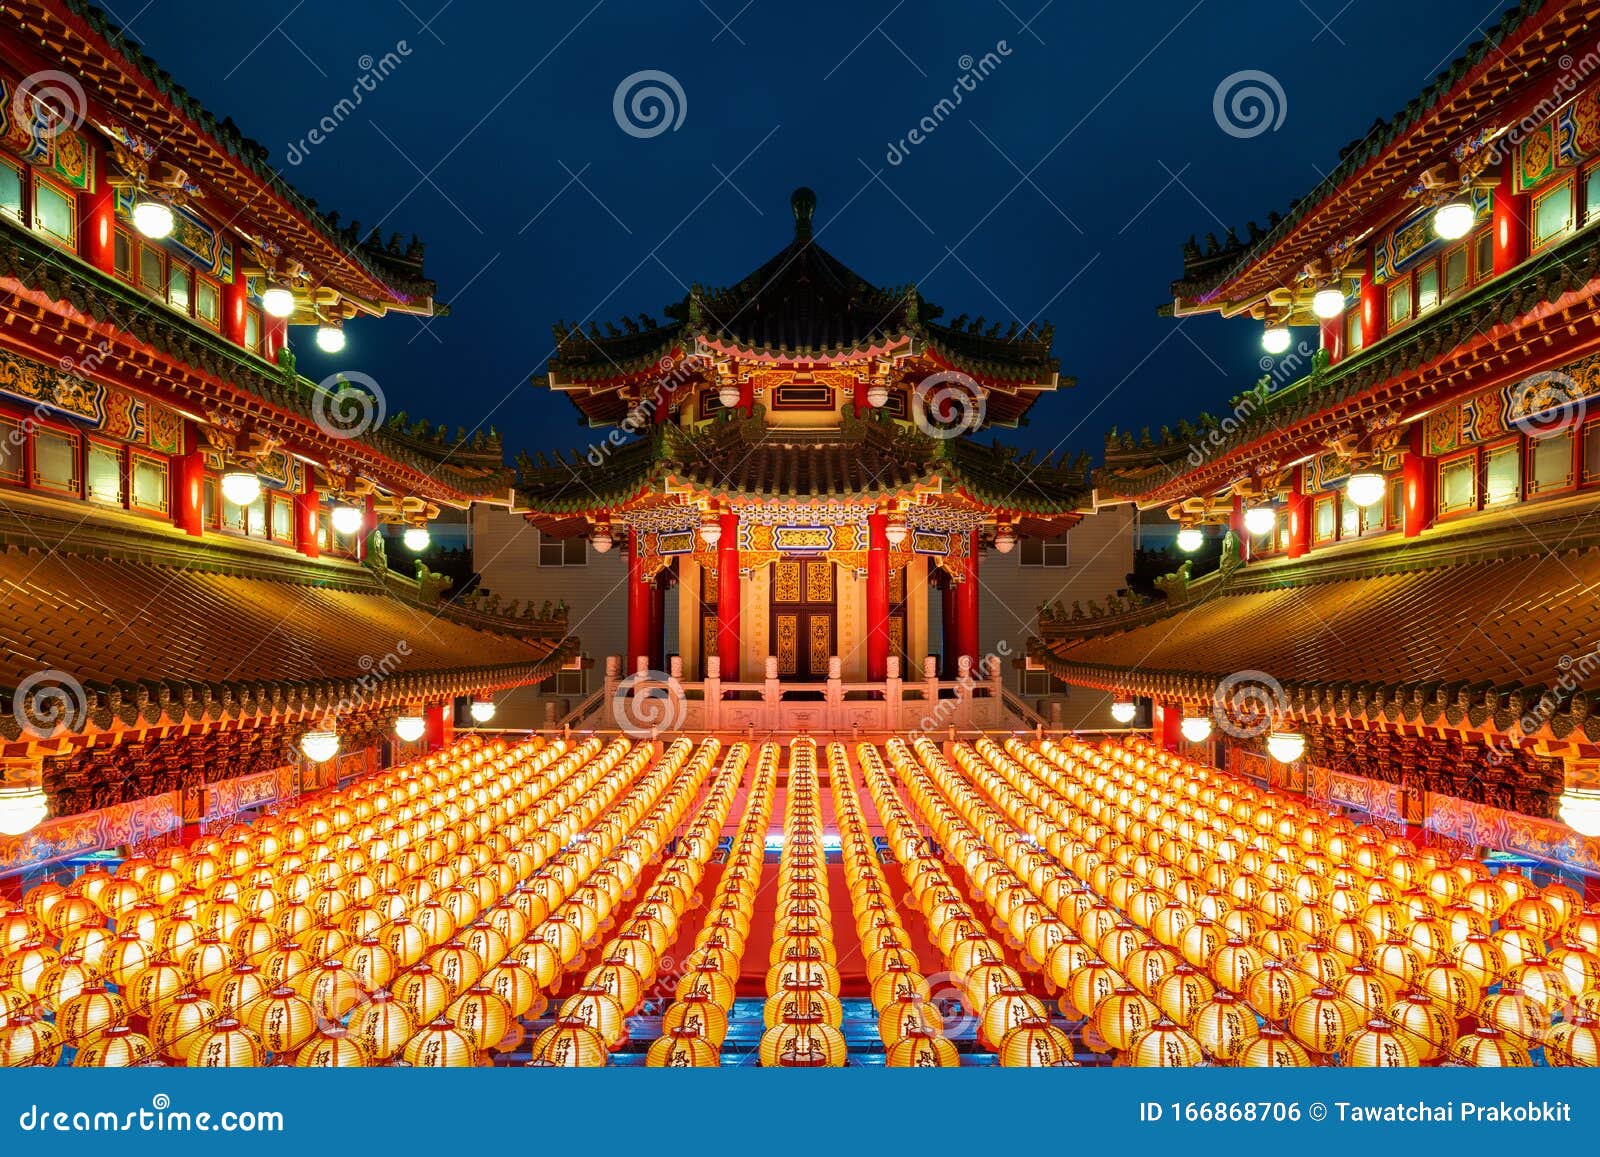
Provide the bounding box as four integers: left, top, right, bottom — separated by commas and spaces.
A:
244, 307, 262, 356
539, 655, 587, 696
1484, 442, 1520, 506
195, 278, 221, 328
271, 494, 294, 543
1533, 180, 1574, 249
1387, 280, 1412, 326
130, 454, 168, 514
113, 229, 133, 281
1339, 498, 1360, 540
1312, 495, 1336, 544
0, 414, 23, 482
247, 493, 267, 538
1528, 429, 1575, 495
1438, 453, 1477, 514
86, 441, 122, 506
1387, 477, 1405, 530
0, 159, 22, 223
1415, 265, 1440, 315
1586, 165, 1600, 225
1473, 230, 1495, 283
167, 264, 191, 313
1442, 245, 1469, 297
539, 533, 587, 566
1019, 657, 1060, 697
1020, 535, 1070, 567
33, 427, 79, 493
31, 176, 75, 247
139, 246, 165, 295
1345, 308, 1363, 354
1585, 421, 1600, 485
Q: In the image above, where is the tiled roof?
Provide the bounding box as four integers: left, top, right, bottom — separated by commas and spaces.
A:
1040, 538, 1600, 745
0, 544, 567, 742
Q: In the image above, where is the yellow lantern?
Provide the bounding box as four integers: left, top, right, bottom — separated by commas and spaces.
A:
1235, 1025, 1310, 1066
758, 1021, 848, 1067
348, 990, 415, 1062
646, 1027, 720, 1067
661, 995, 729, 1048
529, 1019, 608, 1067
245, 985, 317, 1053
1545, 1014, 1600, 1068
72, 1025, 156, 1068
1129, 1016, 1204, 1066
1288, 988, 1360, 1055
187, 1018, 264, 1067
1450, 1026, 1531, 1067
402, 1016, 477, 1067
886, 1028, 960, 1067
998, 1019, 1077, 1067
1387, 992, 1455, 1063
1343, 1017, 1420, 1067
295, 1026, 371, 1067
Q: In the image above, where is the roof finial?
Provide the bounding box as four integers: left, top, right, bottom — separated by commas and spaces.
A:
791, 187, 816, 239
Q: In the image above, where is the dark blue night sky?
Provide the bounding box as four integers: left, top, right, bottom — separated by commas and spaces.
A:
118, 0, 1484, 461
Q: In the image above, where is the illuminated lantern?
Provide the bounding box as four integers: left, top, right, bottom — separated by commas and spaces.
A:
583, 963, 643, 1014
559, 988, 628, 1048
1387, 992, 1455, 1063
403, 1016, 477, 1067
1343, 1017, 1420, 1067
1093, 986, 1157, 1053
1337, 965, 1395, 1015
449, 987, 512, 1051
510, 940, 563, 989
998, 1019, 1077, 1067
529, 1019, 608, 1067
1509, 957, 1573, 1012
187, 1018, 264, 1067
125, 959, 190, 1017
1155, 964, 1215, 1028
56, 984, 124, 1041
1478, 989, 1549, 1046
348, 990, 415, 1062
294, 1026, 370, 1067
661, 995, 729, 1048
246, 985, 317, 1054
0, 1016, 60, 1067
1288, 988, 1360, 1056
1452, 933, 1506, 989
73, 1025, 156, 1068
646, 1027, 720, 1067
1209, 938, 1260, 992
1294, 945, 1345, 988
980, 989, 1051, 1050
1450, 1026, 1531, 1067
482, 963, 544, 1020
758, 1021, 848, 1067
1419, 961, 1480, 1017
1129, 1016, 1203, 1067
1235, 1026, 1310, 1067
886, 1028, 960, 1067
1545, 1013, 1600, 1068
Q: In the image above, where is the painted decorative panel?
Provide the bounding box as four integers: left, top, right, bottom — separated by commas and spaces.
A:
1372, 190, 1492, 285
805, 559, 834, 603
1515, 79, 1600, 192
776, 613, 798, 675
1426, 792, 1600, 875
1423, 349, 1600, 455
809, 616, 832, 675
0, 790, 181, 875
0, 348, 183, 452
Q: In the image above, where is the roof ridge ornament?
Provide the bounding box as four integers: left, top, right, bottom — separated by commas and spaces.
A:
791, 187, 816, 240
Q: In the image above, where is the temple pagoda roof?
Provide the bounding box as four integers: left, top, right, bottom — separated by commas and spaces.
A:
6, 0, 439, 313
512, 406, 1093, 537
1171, 0, 1577, 312
546, 188, 1064, 426
0, 508, 571, 748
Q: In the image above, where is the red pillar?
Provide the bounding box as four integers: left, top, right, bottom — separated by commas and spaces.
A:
866, 512, 890, 681
940, 576, 958, 678
852, 382, 869, 418
627, 532, 652, 672
1403, 425, 1435, 538
356, 494, 377, 562
295, 485, 320, 559
1155, 703, 1182, 751
649, 577, 667, 672
1359, 268, 1384, 350
716, 511, 740, 681
264, 316, 288, 363
736, 381, 754, 418
173, 424, 204, 537
1319, 313, 1343, 366
1494, 154, 1529, 276
1287, 466, 1311, 559
956, 528, 980, 675
223, 276, 248, 348
79, 148, 115, 274
425, 702, 452, 750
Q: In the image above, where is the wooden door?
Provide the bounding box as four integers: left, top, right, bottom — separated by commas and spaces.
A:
770, 558, 836, 680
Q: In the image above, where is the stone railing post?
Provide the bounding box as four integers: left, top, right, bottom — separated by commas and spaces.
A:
886, 655, 901, 733
957, 655, 973, 728
705, 656, 721, 732
604, 656, 621, 702
764, 655, 780, 725
543, 700, 557, 731
827, 655, 843, 729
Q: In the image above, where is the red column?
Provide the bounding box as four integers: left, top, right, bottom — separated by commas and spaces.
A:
295, 486, 320, 559
736, 381, 754, 417
1287, 466, 1311, 559
1155, 702, 1182, 751
356, 494, 377, 562
1403, 425, 1435, 539
262, 315, 288, 363
223, 276, 248, 347
852, 382, 869, 418
627, 532, 652, 672
866, 512, 890, 681
425, 702, 452, 750
940, 576, 958, 678
1359, 268, 1384, 350
1319, 313, 1343, 365
173, 423, 205, 537
648, 577, 667, 672
1494, 154, 1529, 276
79, 147, 115, 274
716, 511, 740, 681
956, 528, 980, 675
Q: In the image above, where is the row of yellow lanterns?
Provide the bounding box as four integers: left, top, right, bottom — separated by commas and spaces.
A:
648, 743, 780, 1066
758, 739, 848, 1067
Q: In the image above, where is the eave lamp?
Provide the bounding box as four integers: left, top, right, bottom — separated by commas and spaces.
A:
402, 522, 431, 552
131, 193, 174, 240
885, 521, 909, 549
298, 727, 340, 764
394, 711, 427, 743
330, 502, 365, 537
699, 519, 723, 548
591, 524, 613, 554
1243, 505, 1277, 537
717, 384, 742, 410
469, 697, 497, 724
0, 763, 49, 837
1176, 525, 1204, 553
1559, 789, 1600, 838
1267, 731, 1307, 764
866, 384, 890, 408
1312, 286, 1345, 320
1261, 325, 1291, 355
1110, 700, 1138, 725
1180, 715, 1213, 743
220, 468, 262, 506
315, 318, 347, 353
1345, 471, 1386, 508
1433, 198, 1476, 241
261, 279, 296, 319
993, 525, 1016, 554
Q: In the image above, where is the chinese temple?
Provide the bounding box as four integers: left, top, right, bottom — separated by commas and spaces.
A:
0, 0, 1598, 1076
